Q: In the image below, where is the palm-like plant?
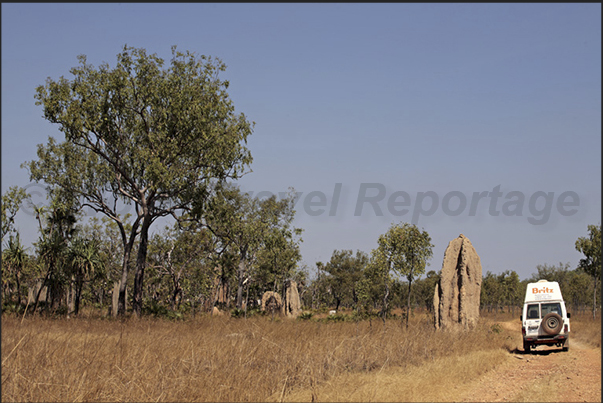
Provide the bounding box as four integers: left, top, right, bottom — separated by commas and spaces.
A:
2, 233, 29, 306
31, 201, 78, 313
34, 230, 68, 312
68, 237, 101, 315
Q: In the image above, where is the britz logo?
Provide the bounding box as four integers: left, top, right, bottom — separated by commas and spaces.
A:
532, 287, 554, 294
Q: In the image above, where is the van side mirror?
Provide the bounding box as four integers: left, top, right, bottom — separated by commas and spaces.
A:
520, 315, 522, 321
567, 312, 571, 318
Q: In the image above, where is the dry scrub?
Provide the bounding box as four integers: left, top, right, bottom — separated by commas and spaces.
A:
569, 316, 601, 348
1, 311, 589, 402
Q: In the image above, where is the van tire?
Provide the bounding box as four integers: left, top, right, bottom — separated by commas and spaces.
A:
523, 341, 531, 353
562, 339, 569, 352
542, 312, 563, 335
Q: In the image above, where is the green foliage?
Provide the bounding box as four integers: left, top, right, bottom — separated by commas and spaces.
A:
204, 184, 303, 309
575, 224, 602, 319
317, 249, 368, 310
576, 224, 601, 281
142, 299, 184, 320
146, 223, 215, 314
481, 271, 502, 312
529, 261, 576, 304
478, 262, 600, 317
353, 277, 372, 314
24, 45, 254, 316
31, 197, 80, 314
374, 222, 434, 283
371, 222, 433, 326
1, 186, 28, 242
1, 233, 32, 309
67, 236, 103, 315
480, 270, 523, 314
297, 311, 313, 320
79, 216, 130, 304
230, 308, 246, 318
564, 270, 595, 311
412, 270, 440, 311
322, 313, 350, 322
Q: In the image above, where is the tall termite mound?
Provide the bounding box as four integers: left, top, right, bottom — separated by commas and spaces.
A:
433, 234, 482, 330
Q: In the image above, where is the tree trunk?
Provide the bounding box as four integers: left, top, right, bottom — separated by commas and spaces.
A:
32, 267, 52, 314
133, 214, 152, 317
212, 278, 221, 310
381, 282, 390, 324
171, 277, 181, 311
593, 277, 598, 320
116, 218, 139, 317
117, 260, 129, 316
15, 269, 22, 307
236, 253, 246, 309
244, 281, 250, 318
74, 273, 84, 315
116, 238, 136, 316
406, 278, 412, 328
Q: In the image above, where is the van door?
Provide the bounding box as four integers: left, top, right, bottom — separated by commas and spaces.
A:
524, 303, 540, 336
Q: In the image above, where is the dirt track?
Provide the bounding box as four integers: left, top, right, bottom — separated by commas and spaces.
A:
455, 321, 601, 402
276, 319, 600, 402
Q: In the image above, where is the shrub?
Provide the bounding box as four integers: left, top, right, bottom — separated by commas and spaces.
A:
297, 311, 313, 321
323, 313, 349, 322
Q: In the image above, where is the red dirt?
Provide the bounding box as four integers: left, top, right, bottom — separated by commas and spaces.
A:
457, 321, 601, 402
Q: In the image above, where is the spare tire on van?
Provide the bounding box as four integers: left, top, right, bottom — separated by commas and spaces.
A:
542, 312, 563, 335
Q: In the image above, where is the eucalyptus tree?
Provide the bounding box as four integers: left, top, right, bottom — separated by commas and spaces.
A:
575, 224, 601, 319
565, 269, 595, 315
498, 270, 521, 315
24, 45, 253, 316
319, 249, 368, 311
1, 186, 28, 307
366, 248, 393, 323
1, 186, 27, 243
146, 223, 214, 312
480, 271, 502, 313
412, 270, 440, 312
204, 185, 264, 309
255, 227, 303, 292
204, 185, 302, 309
373, 222, 433, 327
253, 199, 303, 299
308, 262, 334, 309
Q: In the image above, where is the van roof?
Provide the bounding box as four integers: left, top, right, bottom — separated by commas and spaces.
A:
525, 280, 564, 303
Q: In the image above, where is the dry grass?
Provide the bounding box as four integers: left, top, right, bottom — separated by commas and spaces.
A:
1, 310, 597, 402
276, 349, 511, 402
569, 315, 601, 348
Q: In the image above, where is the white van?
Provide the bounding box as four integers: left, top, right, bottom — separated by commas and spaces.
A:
521, 280, 570, 353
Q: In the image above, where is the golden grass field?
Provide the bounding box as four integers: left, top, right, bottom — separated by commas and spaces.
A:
2, 310, 600, 402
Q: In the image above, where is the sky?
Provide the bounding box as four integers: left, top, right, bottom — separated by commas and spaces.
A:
2, 3, 601, 281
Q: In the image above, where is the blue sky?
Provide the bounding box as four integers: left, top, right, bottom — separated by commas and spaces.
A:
2, 3, 601, 280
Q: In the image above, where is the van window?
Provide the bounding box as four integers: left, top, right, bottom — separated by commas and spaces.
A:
540, 302, 562, 318
527, 304, 539, 319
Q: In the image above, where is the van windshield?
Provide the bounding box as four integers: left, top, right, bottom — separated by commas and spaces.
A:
540, 302, 562, 318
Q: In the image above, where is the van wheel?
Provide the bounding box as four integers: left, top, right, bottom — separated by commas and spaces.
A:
542, 313, 563, 335
523, 341, 531, 353
562, 339, 569, 352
